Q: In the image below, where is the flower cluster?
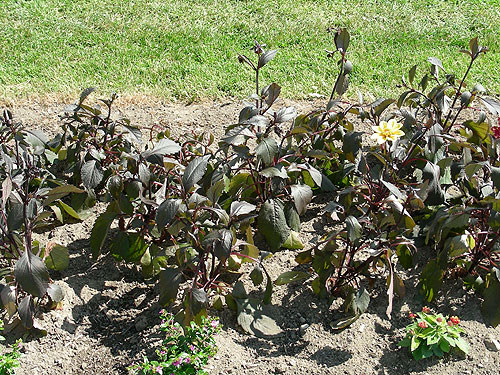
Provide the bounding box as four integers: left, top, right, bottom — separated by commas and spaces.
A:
128, 311, 221, 375
399, 307, 468, 361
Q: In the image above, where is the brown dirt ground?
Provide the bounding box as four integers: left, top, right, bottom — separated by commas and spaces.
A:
1, 97, 499, 375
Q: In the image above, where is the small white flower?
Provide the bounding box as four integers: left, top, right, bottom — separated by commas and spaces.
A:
371, 119, 405, 144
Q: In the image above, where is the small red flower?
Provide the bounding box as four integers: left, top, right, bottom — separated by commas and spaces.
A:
436, 317, 442, 322
408, 312, 416, 319
491, 126, 500, 139
450, 316, 460, 325
418, 321, 428, 329
448, 320, 453, 326
422, 306, 430, 313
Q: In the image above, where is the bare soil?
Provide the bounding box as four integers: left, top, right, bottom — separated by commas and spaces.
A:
1, 98, 500, 375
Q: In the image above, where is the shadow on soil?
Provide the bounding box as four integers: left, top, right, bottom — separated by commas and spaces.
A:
61, 235, 163, 374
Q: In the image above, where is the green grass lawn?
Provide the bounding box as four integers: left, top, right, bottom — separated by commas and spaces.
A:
0, 0, 499, 101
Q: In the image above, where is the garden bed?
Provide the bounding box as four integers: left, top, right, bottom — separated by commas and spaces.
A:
2, 99, 499, 375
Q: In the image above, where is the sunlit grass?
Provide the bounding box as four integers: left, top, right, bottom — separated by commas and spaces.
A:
0, 0, 498, 101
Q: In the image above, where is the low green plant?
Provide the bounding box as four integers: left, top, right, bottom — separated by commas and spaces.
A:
129, 310, 220, 375
0, 110, 73, 329
0, 320, 21, 375
398, 306, 468, 361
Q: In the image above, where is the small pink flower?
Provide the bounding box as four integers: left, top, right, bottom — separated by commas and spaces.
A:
211, 320, 219, 328
418, 321, 428, 329
184, 357, 191, 364
422, 306, 430, 313
155, 366, 163, 374
190, 345, 195, 351
408, 312, 416, 319
172, 359, 181, 367
436, 317, 442, 322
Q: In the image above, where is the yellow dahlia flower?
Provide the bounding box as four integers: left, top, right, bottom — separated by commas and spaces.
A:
371, 119, 404, 144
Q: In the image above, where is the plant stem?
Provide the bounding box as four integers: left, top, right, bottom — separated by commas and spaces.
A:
444, 56, 475, 132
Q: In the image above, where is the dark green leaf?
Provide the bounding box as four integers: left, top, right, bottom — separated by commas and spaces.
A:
345, 216, 362, 242
189, 288, 208, 317
469, 37, 479, 55
90, 212, 116, 259
381, 180, 405, 201
260, 165, 287, 179
214, 229, 233, 260
427, 57, 444, 71
492, 167, 500, 191
142, 138, 181, 163
371, 98, 395, 118
284, 203, 300, 232
258, 50, 277, 69
439, 338, 450, 353
182, 156, 209, 191
44, 244, 69, 271
334, 28, 350, 52
47, 283, 64, 303
330, 313, 359, 331
396, 243, 413, 270
275, 271, 309, 286
342, 132, 362, 162
351, 287, 370, 315
79, 87, 96, 104
418, 259, 443, 302
230, 201, 257, 218
156, 199, 180, 231
15, 250, 49, 298
304, 164, 335, 191
481, 271, 500, 327
7, 202, 23, 231
480, 97, 500, 116
158, 268, 182, 306
409, 65, 417, 85
282, 231, 304, 249
18, 295, 35, 329
422, 161, 445, 205
290, 184, 312, 215
206, 179, 225, 205
58, 200, 80, 220
262, 83, 281, 107
295, 249, 312, 264
256, 138, 278, 167
43, 185, 84, 206
257, 199, 290, 251
335, 74, 349, 96
250, 264, 264, 286
111, 232, 148, 262
275, 106, 297, 123
81, 160, 103, 190
463, 120, 490, 145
